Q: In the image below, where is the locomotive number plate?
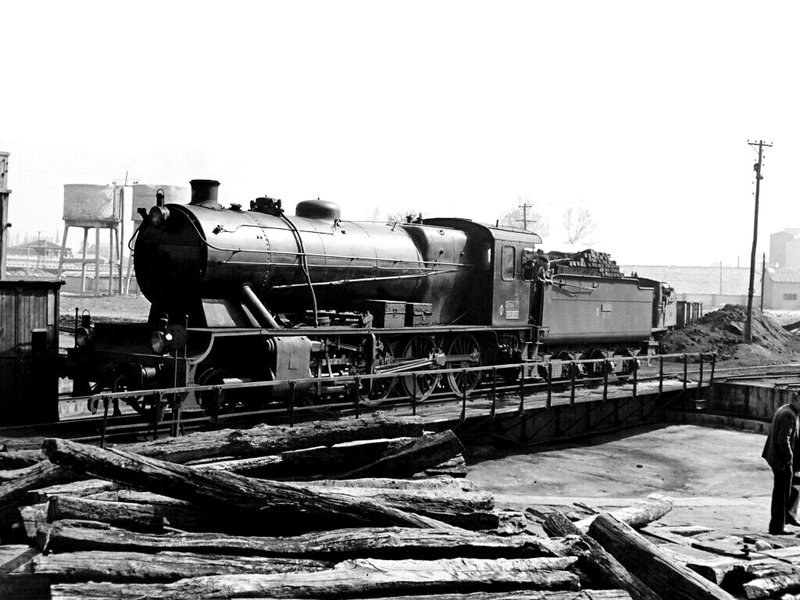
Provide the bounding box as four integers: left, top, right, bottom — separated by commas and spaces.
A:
504, 300, 520, 320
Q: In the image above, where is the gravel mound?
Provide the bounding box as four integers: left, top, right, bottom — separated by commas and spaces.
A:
660, 304, 800, 364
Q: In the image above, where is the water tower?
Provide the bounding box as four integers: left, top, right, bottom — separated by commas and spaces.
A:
57, 184, 124, 295
56, 183, 189, 294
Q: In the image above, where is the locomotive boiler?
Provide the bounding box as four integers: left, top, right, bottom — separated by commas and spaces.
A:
69, 180, 662, 414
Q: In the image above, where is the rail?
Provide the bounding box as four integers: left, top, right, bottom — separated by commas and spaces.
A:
56, 351, 723, 445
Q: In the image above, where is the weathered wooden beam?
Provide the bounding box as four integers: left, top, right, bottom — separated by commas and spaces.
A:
0, 462, 47, 483
287, 484, 496, 529
341, 593, 632, 600
421, 454, 468, 478
32, 550, 331, 582
301, 476, 477, 492
18, 502, 47, 540
122, 416, 426, 464
50, 493, 277, 534
43, 520, 565, 559
50, 556, 580, 599
0, 449, 45, 469
574, 496, 673, 531
588, 512, 738, 600
338, 430, 464, 479
656, 543, 751, 588
742, 568, 800, 599
42, 438, 445, 530
51, 590, 630, 600
67, 483, 497, 531
542, 510, 660, 600
48, 496, 171, 533
0, 544, 46, 599
194, 437, 416, 479
27, 478, 117, 504
0, 461, 74, 512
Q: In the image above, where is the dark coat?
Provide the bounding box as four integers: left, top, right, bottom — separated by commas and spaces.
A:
763, 403, 799, 470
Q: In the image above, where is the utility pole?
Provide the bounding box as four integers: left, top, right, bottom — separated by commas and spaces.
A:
760, 252, 766, 311
0, 152, 10, 281
745, 139, 772, 343
516, 200, 533, 230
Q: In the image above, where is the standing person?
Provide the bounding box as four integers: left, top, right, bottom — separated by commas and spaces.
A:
763, 393, 800, 534
535, 254, 552, 285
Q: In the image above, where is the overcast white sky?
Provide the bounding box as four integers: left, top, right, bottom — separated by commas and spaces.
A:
2, 1, 798, 266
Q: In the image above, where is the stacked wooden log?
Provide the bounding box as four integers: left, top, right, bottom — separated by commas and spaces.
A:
0, 414, 744, 599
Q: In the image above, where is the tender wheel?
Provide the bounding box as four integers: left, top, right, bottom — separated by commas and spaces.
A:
446, 334, 482, 394
584, 348, 615, 378
400, 336, 441, 401
557, 351, 585, 379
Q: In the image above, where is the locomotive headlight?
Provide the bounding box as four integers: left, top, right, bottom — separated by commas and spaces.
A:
150, 330, 172, 355
75, 326, 94, 348
148, 205, 170, 227
149, 323, 185, 355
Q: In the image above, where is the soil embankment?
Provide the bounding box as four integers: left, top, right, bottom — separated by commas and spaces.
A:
660, 304, 800, 365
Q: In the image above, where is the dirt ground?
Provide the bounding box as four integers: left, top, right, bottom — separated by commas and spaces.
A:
467, 424, 774, 537
59, 292, 151, 326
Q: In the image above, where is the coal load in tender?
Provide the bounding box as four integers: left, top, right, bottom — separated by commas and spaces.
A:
0, 414, 745, 600
547, 249, 624, 279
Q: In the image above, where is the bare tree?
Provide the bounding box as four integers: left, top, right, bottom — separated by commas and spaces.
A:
562, 206, 596, 245
365, 207, 420, 223
498, 197, 549, 236
386, 208, 422, 223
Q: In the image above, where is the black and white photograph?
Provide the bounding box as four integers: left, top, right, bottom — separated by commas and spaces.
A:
2, 1, 800, 598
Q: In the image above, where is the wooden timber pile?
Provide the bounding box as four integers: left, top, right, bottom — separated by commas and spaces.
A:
0, 414, 780, 599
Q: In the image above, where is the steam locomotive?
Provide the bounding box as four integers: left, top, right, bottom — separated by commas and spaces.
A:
68, 180, 673, 412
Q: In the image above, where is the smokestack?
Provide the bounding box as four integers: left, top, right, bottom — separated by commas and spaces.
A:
189, 179, 221, 209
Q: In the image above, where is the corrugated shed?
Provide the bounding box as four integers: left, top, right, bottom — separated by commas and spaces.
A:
767, 266, 800, 284
619, 265, 753, 296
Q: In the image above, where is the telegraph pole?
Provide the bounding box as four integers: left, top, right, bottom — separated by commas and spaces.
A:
0, 152, 10, 281
745, 139, 772, 343
760, 252, 766, 312
517, 200, 533, 230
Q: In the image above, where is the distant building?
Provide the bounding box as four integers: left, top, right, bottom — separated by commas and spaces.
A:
762, 229, 800, 308
764, 267, 800, 309
9, 239, 69, 260
770, 229, 800, 268
6, 239, 72, 274
620, 265, 754, 310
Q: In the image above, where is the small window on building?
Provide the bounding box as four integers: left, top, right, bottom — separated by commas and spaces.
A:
501, 246, 516, 280
784, 293, 798, 301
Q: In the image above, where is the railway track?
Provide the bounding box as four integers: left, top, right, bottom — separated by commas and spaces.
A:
6, 352, 786, 448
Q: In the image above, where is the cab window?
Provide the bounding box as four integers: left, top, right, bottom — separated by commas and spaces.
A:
521, 247, 535, 281
501, 245, 515, 280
